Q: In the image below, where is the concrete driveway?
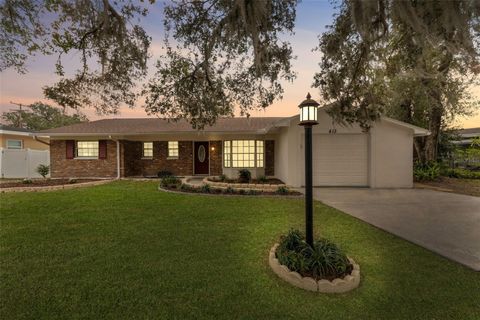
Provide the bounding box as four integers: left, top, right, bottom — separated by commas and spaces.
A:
311, 188, 480, 271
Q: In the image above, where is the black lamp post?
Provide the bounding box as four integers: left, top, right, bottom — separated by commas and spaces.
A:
298, 93, 319, 247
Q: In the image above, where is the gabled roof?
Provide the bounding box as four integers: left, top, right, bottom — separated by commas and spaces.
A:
37, 117, 285, 136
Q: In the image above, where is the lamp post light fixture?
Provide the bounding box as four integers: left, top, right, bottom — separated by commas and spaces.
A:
298, 93, 320, 247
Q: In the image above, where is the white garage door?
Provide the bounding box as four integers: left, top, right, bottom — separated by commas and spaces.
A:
312, 134, 368, 186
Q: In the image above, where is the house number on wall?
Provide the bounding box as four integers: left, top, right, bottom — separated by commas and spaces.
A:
198, 145, 206, 163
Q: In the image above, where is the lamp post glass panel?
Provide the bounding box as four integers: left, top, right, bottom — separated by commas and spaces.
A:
298, 93, 319, 247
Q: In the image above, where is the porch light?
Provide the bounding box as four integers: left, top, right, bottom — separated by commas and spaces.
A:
298, 93, 320, 247
211, 146, 215, 151
298, 93, 319, 125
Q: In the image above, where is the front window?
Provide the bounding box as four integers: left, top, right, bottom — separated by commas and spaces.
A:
143, 142, 153, 158
76, 141, 98, 158
168, 141, 179, 158
6, 139, 22, 149
223, 140, 264, 168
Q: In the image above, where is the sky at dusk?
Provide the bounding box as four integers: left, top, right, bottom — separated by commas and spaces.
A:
0, 0, 479, 128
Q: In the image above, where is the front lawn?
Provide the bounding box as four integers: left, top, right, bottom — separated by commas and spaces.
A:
1, 181, 479, 319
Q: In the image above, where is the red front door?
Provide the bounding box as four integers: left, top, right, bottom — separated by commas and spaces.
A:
194, 141, 209, 175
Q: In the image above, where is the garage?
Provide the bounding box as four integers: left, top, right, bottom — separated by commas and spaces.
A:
312, 134, 368, 186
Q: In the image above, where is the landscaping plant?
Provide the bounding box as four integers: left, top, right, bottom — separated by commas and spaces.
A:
22, 178, 33, 184
238, 169, 251, 183
258, 175, 268, 183
160, 176, 181, 188
36, 164, 50, 179
276, 230, 352, 280
157, 170, 173, 178
200, 184, 211, 193
413, 162, 440, 182
276, 186, 289, 194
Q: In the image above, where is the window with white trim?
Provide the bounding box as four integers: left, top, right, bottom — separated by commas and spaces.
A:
143, 142, 153, 158
168, 141, 179, 158
76, 141, 98, 158
6, 139, 23, 149
223, 140, 264, 168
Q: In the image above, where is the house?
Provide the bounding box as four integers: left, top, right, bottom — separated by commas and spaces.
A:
36, 108, 429, 188
452, 127, 480, 147
0, 125, 50, 178
0, 125, 49, 150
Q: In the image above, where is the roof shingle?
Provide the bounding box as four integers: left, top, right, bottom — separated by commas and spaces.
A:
38, 117, 285, 135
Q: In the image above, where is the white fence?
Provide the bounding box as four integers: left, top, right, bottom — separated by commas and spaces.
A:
0, 148, 50, 178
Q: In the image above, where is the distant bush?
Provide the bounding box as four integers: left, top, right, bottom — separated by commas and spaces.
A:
238, 169, 251, 183
442, 168, 480, 180
36, 164, 50, 179
157, 170, 173, 178
413, 162, 440, 181
219, 174, 227, 182
22, 178, 32, 184
68, 178, 77, 184
276, 230, 352, 280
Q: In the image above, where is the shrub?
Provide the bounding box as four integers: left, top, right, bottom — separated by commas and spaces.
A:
68, 178, 77, 184
238, 189, 246, 195
160, 176, 181, 188
276, 230, 352, 280
157, 170, 173, 178
22, 178, 33, 184
36, 164, 50, 179
247, 189, 259, 195
238, 169, 251, 183
442, 168, 480, 179
219, 174, 227, 182
413, 162, 440, 181
224, 186, 235, 194
200, 184, 211, 193
276, 186, 289, 194
180, 183, 193, 192
258, 175, 268, 183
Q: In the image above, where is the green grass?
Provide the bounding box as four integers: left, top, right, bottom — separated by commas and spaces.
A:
1, 181, 479, 319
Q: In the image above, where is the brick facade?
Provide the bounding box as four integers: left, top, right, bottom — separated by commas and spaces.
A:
50, 139, 274, 178
209, 141, 222, 176
265, 140, 275, 176
121, 141, 194, 177
50, 140, 118, 178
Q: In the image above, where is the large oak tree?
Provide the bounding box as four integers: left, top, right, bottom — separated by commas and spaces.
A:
1, 0, 479, 159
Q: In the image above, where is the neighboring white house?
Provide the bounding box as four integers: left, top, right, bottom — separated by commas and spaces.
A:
38, 107, 429, 188
0, 125, 50, 178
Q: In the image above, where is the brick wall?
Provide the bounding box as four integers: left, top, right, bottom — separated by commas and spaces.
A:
209, 141, 222, 175
265, 140, 275, 176
50, 140, 118, 178
123, 140, 194, 177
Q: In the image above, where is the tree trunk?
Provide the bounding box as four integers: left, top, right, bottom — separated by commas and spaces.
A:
424, 103, 443, 162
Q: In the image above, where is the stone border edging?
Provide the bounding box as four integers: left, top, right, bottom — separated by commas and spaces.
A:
158, 184, 302, 198
0, 179, 114, 193
203, 177, 288, 192
269, 243, 360, 293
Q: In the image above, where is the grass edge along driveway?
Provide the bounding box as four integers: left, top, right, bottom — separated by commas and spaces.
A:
1, 181, 479, 320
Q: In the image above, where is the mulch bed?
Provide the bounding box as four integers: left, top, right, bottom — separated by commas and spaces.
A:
0, 179, 99, 189
415, 177, 480, 197
207, 178, 285, 185
161, 185, 302, 197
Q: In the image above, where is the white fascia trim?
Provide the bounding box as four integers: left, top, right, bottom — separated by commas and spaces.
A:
382, 117, 430, 136
0, 130, 32, 136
